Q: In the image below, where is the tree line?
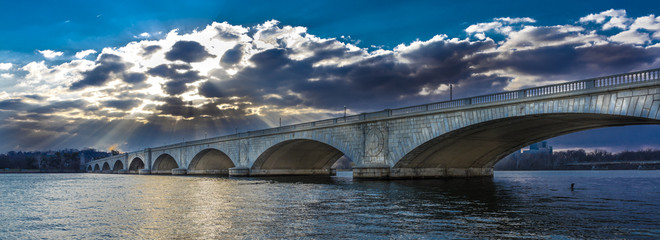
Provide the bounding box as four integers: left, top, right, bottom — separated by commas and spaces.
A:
0, 149, 110, 171
494, 148, 660, 170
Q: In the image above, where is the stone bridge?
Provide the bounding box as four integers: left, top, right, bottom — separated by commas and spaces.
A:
86, 68, 660, 179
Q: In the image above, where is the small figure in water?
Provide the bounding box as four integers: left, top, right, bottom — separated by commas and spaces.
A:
570, 183, 575, 191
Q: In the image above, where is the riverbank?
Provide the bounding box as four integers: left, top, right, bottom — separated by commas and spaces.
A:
0, 169, 82, 174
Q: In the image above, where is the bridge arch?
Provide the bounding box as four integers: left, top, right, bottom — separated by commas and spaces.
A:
188, 148, 235, 175
87, 165, 92, 172
251, 139, 346, 176
93, 164, 100, 172
152, 154, 179, 174
102, 162, 111, 172
113, 160, 124, 172
393, 113, 660, 176
128, 157, 145, 173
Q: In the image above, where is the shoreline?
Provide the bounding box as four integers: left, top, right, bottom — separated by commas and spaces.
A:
0, 169, 83, 174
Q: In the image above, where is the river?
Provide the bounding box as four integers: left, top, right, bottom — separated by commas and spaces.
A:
0, 170, 658, 239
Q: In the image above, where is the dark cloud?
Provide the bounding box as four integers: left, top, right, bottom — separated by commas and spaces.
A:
143, 45, 162, 56
249, 48, 290, 69
506, 26, 579, 48
0, 99, 32, 111
220, 44, 244, 66
198, 80, 229, 98
301, 39, 363, 63
69, 54, 145, 90
163, 81, 189, 96
475, 45, 580, 75
165, 41, 215, 62
31, 100, 86, 114
574, 45, 660, 71
22, 95, 44, 101
123, 72, 147, 84
70, 54, 126, 90
102, 99, 141, 110
198, 39, 493, 110
472, 44, 660, 84
147, 64, 199, 82
263, 94, 304, 107
217, 31, 239, 40
200, 48, 314, 105
155, 97, 244, 119
147, 64, 203, 95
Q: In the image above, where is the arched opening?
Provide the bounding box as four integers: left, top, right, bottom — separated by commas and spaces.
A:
128, 158, 145, 174
113, 160, 124, 172
188, 149, 235, 175
87, 165, 92, 172
251, 139, 346, 176
393, 113, 660, 177
102, 162, 111, 172
152, 154, 179, 174
93, 164, 100, 172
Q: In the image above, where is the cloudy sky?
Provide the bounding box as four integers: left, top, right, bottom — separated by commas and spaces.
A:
1, 0, 660, 153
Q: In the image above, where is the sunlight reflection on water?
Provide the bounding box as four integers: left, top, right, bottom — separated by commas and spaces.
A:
0, 171, 658, 239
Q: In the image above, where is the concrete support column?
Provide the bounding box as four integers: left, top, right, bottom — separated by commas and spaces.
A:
229, 167, 250, 177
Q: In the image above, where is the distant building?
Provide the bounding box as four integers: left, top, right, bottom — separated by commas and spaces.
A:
523, 141, 553, 154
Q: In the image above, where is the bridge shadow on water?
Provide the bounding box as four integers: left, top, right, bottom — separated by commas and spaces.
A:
179, 171, 513, 214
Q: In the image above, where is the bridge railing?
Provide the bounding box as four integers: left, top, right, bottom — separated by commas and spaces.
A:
115, 68, 659, 157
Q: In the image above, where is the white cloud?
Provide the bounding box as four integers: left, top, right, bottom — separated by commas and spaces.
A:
38, 49, 64, 59
579, 9, 625, 23
133, 32, 151, 39
474, 32, 486, 40
19, 60, 95, 90
466, 17, 536, 36
466, 21, 503, 33
0, 63, 12, 71
75, 49, 97, 59
609, 30, 650, 45
1, 73, 14, 78
418, 84, 450, 96
494, 17, 536, 24
579, 9, 630, 30
629, 15, 660, 40
498, 25, 602, 51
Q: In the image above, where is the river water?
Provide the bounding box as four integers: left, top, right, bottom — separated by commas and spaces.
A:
0, 171, 658, 239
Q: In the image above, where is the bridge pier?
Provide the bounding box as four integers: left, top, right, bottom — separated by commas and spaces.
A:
138, 169, 151, 175
352, 167, 390, 179
249, 169, 334, 176
172, 168, 187, 175
354, 167, 493, 179
187, 169, 230, 175
229, 167, 250, 176
228, 167, 336, 177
